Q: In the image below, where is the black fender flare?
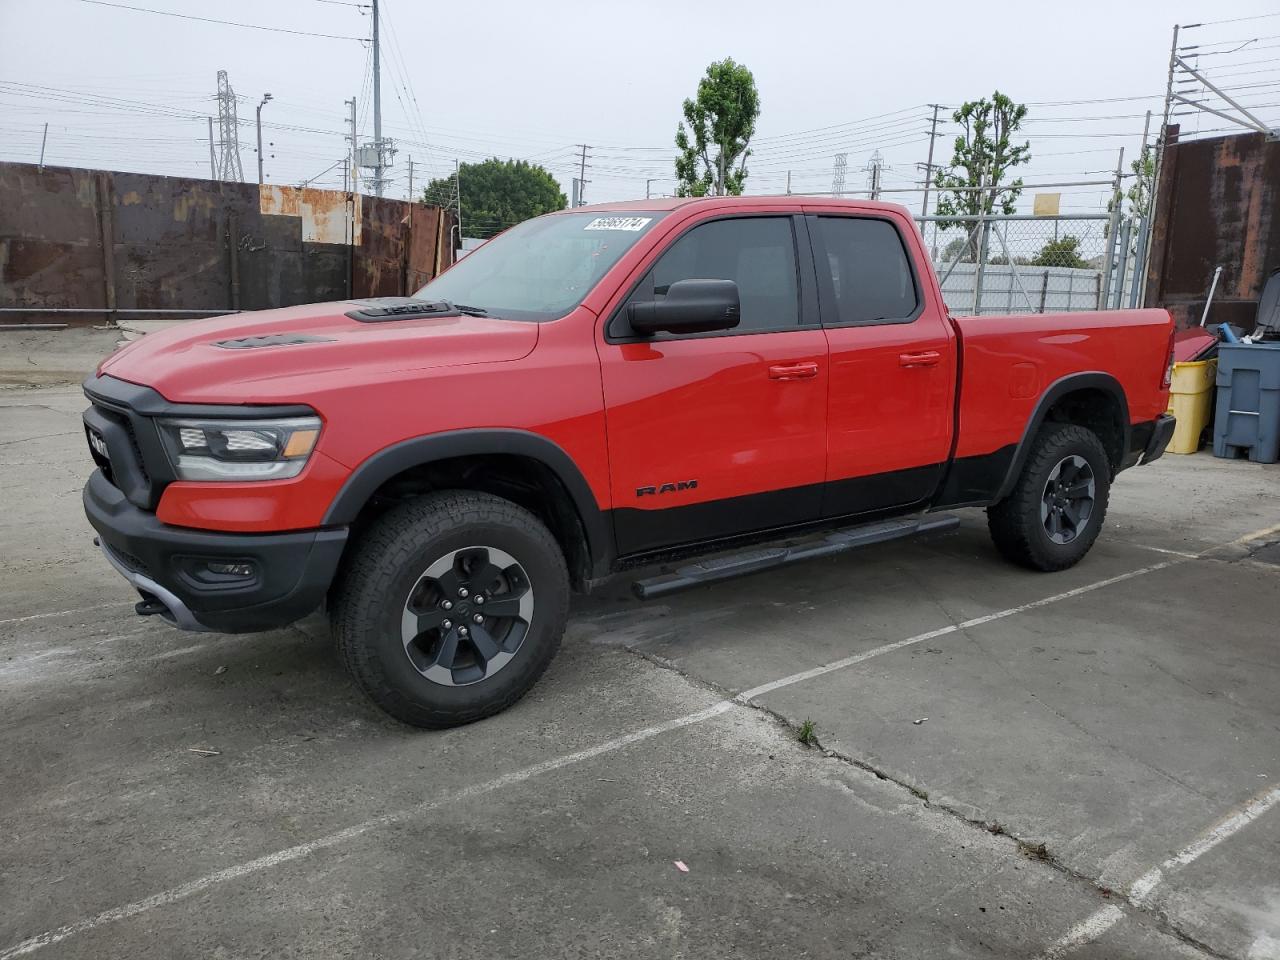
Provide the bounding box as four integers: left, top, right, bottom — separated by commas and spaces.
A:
322, 429, 614, 578
995, 372, 1130, 501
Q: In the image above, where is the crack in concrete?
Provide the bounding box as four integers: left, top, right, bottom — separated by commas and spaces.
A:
0, 430, 80, 447
607, 633, 1241, 960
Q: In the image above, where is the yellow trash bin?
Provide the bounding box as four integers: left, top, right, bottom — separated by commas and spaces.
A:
1166, 358, 1217, 454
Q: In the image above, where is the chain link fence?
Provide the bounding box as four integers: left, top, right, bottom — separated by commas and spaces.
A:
912, 213, 1146, 317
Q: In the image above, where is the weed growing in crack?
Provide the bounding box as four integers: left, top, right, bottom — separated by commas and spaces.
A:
797, 719, 817, 746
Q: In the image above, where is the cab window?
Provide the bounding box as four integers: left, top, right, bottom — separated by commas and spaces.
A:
817, 216, 918, 324
640, 216, 801, 334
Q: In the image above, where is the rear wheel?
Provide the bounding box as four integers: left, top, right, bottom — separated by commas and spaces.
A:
987, 423, 1111, 572
332, 491, 569, 728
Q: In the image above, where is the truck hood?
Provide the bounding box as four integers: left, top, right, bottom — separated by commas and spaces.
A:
98, 300, 539, 404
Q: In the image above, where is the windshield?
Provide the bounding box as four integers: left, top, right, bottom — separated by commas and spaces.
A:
414, 211, 666, 321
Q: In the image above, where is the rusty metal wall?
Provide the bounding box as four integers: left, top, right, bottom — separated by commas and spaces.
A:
0, 161, 455, 325
1145, 131, 1280, 330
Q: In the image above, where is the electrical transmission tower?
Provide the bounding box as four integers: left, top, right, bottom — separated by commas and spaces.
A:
214, 70, 244, 182
831, 153, 848, 197
864, 150, 888, 200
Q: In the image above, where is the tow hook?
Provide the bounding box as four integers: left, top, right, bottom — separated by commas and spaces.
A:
135, 597, 167, 617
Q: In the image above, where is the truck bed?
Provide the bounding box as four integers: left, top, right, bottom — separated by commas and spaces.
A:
950, 308, 1174, 463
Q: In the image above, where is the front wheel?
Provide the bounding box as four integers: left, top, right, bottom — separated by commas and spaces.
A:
332, 491, 570, 728
987, 423, 1111, 572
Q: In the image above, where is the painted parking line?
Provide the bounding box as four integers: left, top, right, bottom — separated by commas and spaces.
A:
1123, 543, 1202, 560
0, 602, 127, 627
735, 560, 1179, 702
1228, 521, 1280, 547
1035, 784, 1280, 959
0, 701, 735, 960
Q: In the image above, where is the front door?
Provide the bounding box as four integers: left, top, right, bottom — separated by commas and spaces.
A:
598, 214, 828, 557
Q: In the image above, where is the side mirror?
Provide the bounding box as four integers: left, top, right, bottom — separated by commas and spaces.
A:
628, 278, 741, 335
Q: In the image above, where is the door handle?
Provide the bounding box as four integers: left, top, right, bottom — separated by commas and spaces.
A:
768, 362, 819, 380
899, 350, 942, 368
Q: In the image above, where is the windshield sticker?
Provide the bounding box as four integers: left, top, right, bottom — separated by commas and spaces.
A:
583, 216, 652, 232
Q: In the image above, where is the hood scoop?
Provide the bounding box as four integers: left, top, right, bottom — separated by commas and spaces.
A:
214, 333, 336, 349
345, 298, 483, 323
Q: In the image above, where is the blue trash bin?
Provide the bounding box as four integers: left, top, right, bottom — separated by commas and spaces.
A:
1213, 342, 1280, 464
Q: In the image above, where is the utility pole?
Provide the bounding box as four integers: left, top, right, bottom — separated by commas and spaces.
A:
785, 170, 791, 195
407, 156, 414, 200
372, 0, 384, 196
345, 97, 358, 195
1142, 24, 1180, 307
645, 178, 658, 199
865, 150, 885, 200
207, 117, 216, 179
920, 103, 942, 217
1129, 109, 1154, 308
1101, 146, 1126, 309
256, 92, 273, 187
576, 144, 590, 206
454, 159, 463, 246
213, 70, 244, 182
38, 122, 48, 171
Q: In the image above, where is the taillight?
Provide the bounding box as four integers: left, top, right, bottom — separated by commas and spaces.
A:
1161, 328, 1175, 389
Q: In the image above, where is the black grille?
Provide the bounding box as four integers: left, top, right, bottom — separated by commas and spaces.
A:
121, 418, 149, 482
83, 394, 166, 509
105, 543, 150, 578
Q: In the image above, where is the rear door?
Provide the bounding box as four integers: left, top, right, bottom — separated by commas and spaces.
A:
597, 213, 828, 556
807, 210, 957, 518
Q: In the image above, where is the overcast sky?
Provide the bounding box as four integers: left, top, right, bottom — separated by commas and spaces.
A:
2, 0, 1278, 219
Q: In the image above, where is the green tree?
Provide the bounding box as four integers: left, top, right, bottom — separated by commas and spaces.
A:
934, 92, 1032, 258
941, 236, 972, 263
1031, 235, 1089, 269
674, 58, 760, 197
422, 158, 565, 240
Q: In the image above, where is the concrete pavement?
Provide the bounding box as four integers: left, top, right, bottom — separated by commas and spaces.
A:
1, 351, 1278, 959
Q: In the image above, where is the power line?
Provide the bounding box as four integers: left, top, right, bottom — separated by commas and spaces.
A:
75, 0, 365, 41
1180, 32, 1280, 49
1181, 12, 1280, 29
752, 105, 926, 144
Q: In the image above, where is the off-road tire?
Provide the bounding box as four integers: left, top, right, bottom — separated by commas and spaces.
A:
332, 491, 569, 728
987, 423, 1111, 572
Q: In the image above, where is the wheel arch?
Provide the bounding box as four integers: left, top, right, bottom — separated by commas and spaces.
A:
995, 372, 1129, 501
323, 429, 615, 588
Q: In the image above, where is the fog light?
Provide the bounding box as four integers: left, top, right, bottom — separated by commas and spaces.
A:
207, 561, 254, 577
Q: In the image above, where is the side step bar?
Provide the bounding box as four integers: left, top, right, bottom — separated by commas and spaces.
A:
632, 513, 960, 600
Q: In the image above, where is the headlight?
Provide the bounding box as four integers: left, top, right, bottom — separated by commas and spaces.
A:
157, 416, 321, 481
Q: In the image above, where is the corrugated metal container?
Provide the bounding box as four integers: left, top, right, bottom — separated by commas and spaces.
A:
0, 161, 456, 326
1145, 131, 1280, 332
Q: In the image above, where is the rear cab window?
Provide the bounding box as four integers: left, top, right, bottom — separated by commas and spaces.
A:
813, 216, 920, 325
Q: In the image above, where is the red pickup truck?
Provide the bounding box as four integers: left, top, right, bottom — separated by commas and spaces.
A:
83, 196, 1175, 727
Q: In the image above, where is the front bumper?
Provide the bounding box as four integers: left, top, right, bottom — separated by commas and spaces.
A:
84, 470, 347, 633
